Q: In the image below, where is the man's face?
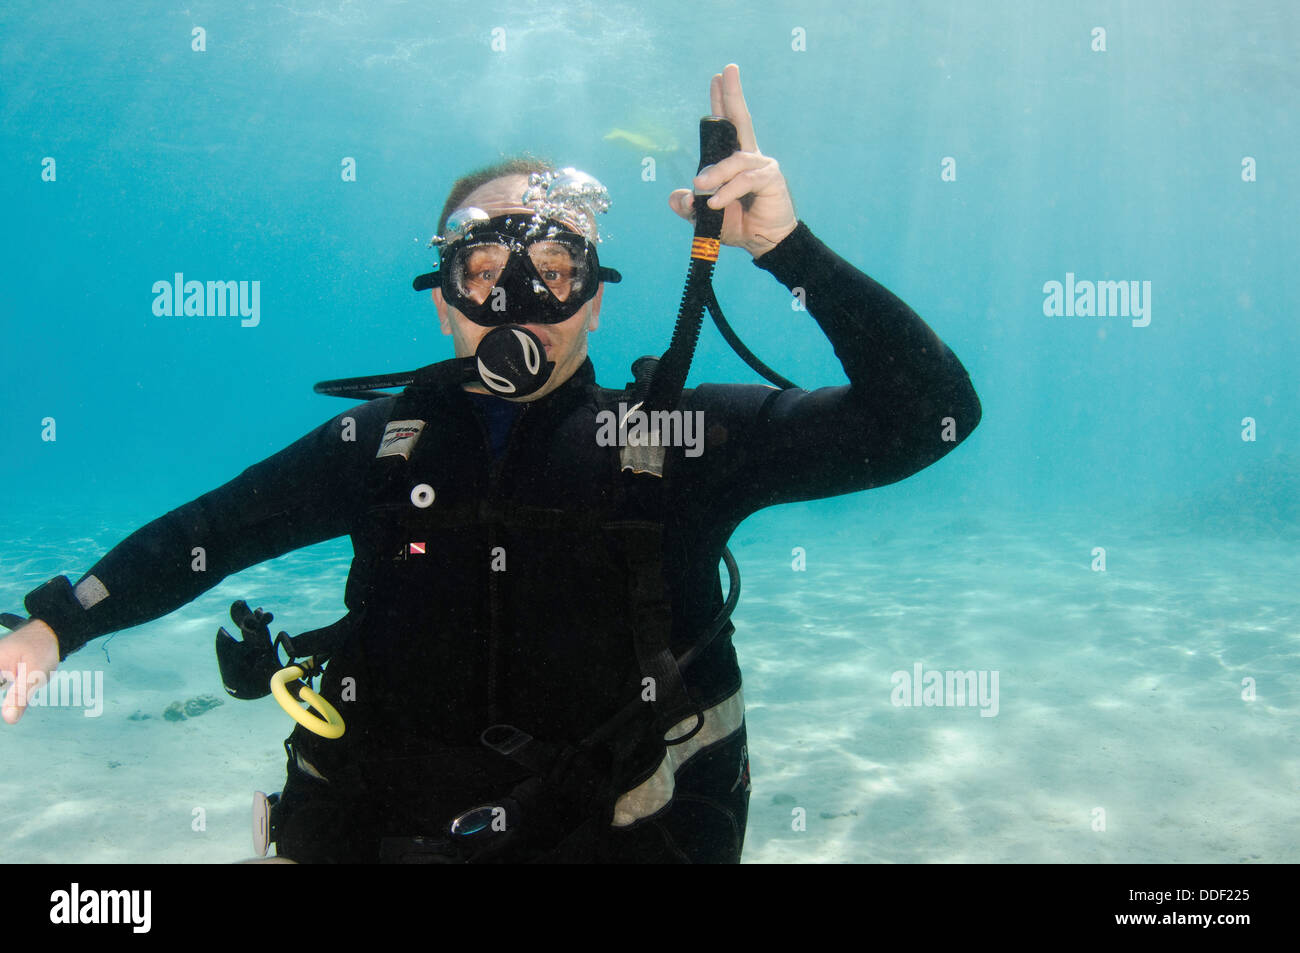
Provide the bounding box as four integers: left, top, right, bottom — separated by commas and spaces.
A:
433, 174, 604, 401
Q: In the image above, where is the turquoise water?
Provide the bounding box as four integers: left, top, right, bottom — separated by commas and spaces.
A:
1, 1, 1297, 862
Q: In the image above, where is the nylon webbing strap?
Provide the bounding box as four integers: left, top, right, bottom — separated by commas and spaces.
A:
606, 521, 694, 728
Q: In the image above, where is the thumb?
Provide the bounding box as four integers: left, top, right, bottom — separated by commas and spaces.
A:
667, 189, 696, 223
1, 685, 24, 724
1, 667, 31, 724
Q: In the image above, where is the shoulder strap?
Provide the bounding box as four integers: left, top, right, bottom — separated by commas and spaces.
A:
595, 371, 701, 737
599, 357, 669, 478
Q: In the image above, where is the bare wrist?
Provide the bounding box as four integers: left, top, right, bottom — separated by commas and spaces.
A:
747, 221, 798, 259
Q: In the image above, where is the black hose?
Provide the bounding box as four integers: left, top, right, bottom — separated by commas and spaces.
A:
635, 117, 740, 413
705, 285, 798, 390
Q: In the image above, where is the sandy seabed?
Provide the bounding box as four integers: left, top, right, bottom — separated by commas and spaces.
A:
1, 503, 1295, 864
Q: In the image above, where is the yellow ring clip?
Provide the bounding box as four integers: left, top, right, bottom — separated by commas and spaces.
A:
270, 663, 345, 739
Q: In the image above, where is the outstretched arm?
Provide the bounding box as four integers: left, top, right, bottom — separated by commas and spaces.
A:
2, 397, 393, 724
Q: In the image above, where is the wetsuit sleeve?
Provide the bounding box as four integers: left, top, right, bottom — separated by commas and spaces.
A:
685, 221, 982, 519
23, 398, 394, 659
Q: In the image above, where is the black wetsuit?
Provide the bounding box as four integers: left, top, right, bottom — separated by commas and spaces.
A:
26, 222, 982, 862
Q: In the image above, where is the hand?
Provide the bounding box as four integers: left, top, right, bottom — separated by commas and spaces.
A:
669, 63, 798, 259
0, 619, 61, 725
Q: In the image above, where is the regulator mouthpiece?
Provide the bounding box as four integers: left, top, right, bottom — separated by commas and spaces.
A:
472, 324, 554, 398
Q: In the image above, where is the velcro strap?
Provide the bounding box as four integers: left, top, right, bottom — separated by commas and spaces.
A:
25, 576, 95, 661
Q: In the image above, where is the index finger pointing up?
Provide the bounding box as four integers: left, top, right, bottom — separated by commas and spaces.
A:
709, 63, 760, 154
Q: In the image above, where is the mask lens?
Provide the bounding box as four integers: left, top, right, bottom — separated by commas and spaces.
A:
527, 239, 588, 303
449, 240, 511, 306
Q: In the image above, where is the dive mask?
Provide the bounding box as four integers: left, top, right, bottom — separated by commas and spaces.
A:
413, 168, 621, 326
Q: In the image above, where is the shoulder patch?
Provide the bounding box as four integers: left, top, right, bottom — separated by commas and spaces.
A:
377, 419, 426, 460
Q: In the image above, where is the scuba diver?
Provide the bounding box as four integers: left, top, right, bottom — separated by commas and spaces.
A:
0, 65, 981, 862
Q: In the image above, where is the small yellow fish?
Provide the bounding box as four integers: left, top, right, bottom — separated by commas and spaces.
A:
603, 128, 680, 153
